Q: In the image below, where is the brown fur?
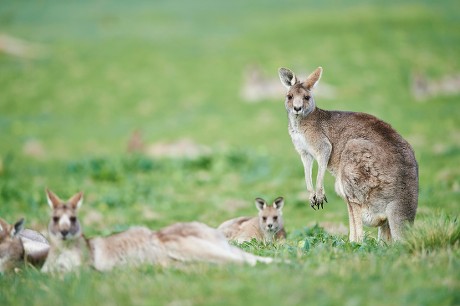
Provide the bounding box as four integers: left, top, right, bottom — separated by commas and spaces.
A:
218, 197, 286, 243
90, 221, 274, 271
0, 218, 25, 273
278, 67, 418, 243
19, 228, 49, 267
0, 218, 49, 273
42, 189, 273, 273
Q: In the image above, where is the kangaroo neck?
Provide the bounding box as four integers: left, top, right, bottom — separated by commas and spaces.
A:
53, 234, 88, 251
288, 107, 320, 129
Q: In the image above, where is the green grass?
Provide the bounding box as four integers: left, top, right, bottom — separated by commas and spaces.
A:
1, 0, 459, 305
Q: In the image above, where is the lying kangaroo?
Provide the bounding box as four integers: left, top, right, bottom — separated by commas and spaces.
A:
278, 67, 418, 243
218, 197, 286, 243
42, 189, 272, 273
0, 218, 49, 273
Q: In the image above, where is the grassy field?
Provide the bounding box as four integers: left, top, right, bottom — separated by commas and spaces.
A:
1, 0, 459, 305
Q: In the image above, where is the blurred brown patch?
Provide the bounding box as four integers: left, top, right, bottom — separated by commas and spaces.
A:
126, 130, 210, 159
145, 138, 211, 159
23, 139, 46, 159
127, 129, 145, 153
411, 71, 460, 101
0, 33, 46, 59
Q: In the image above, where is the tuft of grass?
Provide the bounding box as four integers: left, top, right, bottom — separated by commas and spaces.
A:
404, 213, 460, 253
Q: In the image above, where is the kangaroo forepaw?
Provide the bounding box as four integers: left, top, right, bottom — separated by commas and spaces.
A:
309, 193, 327, 210
310, 201, 317, 210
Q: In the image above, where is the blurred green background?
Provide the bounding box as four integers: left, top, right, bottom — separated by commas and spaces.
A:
0, 0, 459, 305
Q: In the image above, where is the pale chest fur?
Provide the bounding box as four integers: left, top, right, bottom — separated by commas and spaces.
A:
42, 238, 89, 273
43, 248, 85, 273
288, 119, 316, 157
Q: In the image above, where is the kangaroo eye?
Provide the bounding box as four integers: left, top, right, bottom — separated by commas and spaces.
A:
304, 95, 310, 100
287, 94, 293, 100
273, 216, 278, 221
53, 217, 59, 223
70, 217, 77, 223
262, 217, 267, 222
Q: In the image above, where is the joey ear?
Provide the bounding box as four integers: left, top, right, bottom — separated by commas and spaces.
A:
278, 67, 298, 89
255, 198, 267, 211
304, 67, 322, 90
68, 192, 83, 210
12, 218, 25, 237
46, 188, 61, 209
273, 197, 284, 210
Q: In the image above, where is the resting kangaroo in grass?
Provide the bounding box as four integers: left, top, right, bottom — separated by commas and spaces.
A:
42, 189, 272, 273
0, 218, 49, 273
278, 67, 418, 243
218, 197, 286, 243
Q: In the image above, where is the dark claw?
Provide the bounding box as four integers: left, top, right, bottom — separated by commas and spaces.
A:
324, 195, 328, 203
320, 202, 323, 209
310, 195, 317, 210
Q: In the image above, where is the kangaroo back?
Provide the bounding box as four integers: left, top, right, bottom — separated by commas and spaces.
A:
218, 216, 259, 242
89, 227, 159, 271
154, 221, 272, 265
91, 221, 273, 271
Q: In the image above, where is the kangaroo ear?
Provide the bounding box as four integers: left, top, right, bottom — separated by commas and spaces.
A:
279, 67, 298, 89
304, 67, 322, 90
255, 198, 267, 211
68, 192, 83, 210
46, 188, 61, 209
12, 218, 25, 237
273, 197, 284, 210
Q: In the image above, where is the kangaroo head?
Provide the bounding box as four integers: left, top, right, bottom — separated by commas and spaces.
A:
0, 218, 25, 272
46, 189, 83, 242
255, 197, 284, 235
278, 67, 322, 117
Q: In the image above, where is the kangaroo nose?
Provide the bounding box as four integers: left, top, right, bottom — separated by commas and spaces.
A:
61, 230, 69, 237
267, 224, 273, 229
294, 106, 302, 112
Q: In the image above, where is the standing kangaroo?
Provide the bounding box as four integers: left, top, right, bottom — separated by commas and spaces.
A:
278, 67, 418, 243
42, 189, 272, 273
218, 197, 286, 243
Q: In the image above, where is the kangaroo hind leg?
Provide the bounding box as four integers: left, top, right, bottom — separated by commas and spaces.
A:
347, 202, 363, 243
378, 221, 392, 244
